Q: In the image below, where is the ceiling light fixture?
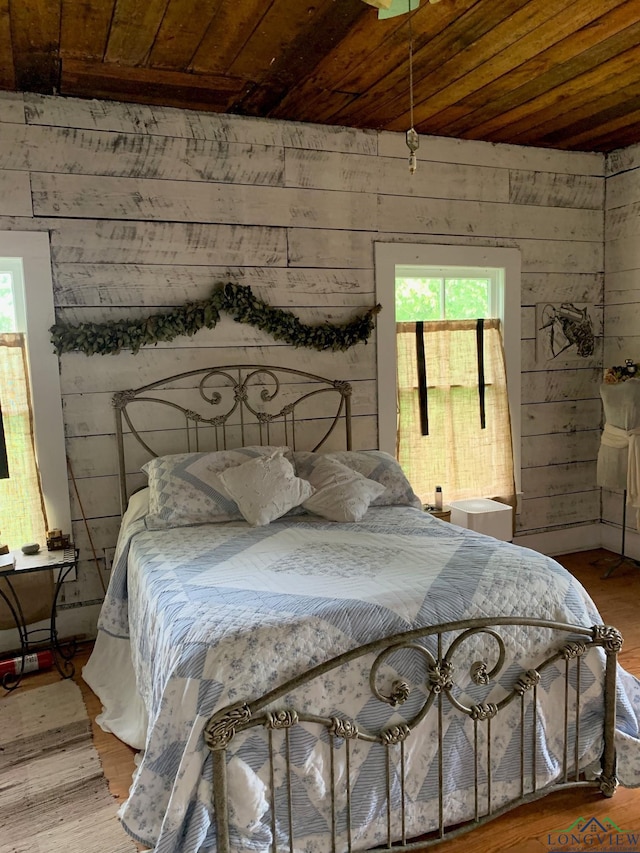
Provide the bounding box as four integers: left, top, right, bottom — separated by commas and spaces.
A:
362, 0, 443, 174
361, 0, 442, 16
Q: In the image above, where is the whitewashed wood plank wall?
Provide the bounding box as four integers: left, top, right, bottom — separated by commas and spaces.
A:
602, 144, 640, 534
0, 90, 620, 633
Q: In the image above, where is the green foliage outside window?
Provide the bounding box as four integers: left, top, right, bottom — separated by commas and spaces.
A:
0, 273, 14, 332
395, 278, 441, 321
396, 277, 491, 321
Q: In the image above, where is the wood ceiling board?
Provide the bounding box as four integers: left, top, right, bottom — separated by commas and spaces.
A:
276, 0, 460, 111
477, 46, 640, 144
427, 0, 640, 135
275, 88, 364, 126
390, 0, 624, 133
227, 0, 336, 79
453, 26, 640, 141
60, 58, 246, 111
373, 0, 582, 132
189, 0, 270, 75
519, 52, 640, 144
146, 0, 220, 70
0, 0, 638, 152
327, 0, 533, 128
536, 92, 640, 149
437, 2, 640, 138
59, 0, 114, 60
587, 122, 640, 154
10, 0, 61, 90
272, 0, 466, 123
271, 84, 357, 126
237, 0, 369, 116
278, 1, 460, 126
561, 104, 640, 152
104, 0, 168, 65
0, 0, 14, 89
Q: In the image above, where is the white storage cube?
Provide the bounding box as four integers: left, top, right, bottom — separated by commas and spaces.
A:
449, 498, 512, 541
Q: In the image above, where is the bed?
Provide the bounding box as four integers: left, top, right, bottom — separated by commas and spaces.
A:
83, 364, 640, 853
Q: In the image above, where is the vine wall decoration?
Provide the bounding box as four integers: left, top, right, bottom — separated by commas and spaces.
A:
50, 283, 382, 357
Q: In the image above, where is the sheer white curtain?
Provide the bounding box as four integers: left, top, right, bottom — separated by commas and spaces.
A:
396, 319, 515, 510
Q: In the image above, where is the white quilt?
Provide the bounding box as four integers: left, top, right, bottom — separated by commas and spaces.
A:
87, 506, 640, 853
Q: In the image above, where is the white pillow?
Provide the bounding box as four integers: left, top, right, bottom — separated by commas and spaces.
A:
219, 451, 314, 527
301, 456, 385, 522
143, 446, 288, 529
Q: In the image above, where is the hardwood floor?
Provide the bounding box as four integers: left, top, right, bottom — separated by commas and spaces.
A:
6, 548, 640, 852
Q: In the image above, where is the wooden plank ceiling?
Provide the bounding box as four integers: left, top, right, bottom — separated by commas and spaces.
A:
2, 0, 640, 152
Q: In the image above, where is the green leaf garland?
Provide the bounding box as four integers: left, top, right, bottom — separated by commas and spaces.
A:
50, 282, 382, 356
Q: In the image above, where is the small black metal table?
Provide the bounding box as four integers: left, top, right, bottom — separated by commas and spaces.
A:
0, 546, 78, 691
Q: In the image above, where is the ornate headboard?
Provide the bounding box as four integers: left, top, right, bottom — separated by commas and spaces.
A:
113, 364, 352, 512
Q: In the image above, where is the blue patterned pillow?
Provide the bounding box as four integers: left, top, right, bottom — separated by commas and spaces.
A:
143, 446, 290, 529
293, 450, 421, 509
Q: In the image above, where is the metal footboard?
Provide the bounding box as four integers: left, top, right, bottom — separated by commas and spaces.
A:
204, 618, 622, 853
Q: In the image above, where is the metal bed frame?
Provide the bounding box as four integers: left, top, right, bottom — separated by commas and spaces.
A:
112, 364, 621, 853
113, 364, 352, 512
205, 618, 620, 853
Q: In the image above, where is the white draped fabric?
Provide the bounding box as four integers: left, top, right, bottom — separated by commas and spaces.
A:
597, 379, 640, 528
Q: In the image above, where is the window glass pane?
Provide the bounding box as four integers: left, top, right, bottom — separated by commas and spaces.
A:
395, 277, 442, 321
0, 272, 15, 332
444, 278, 490, 319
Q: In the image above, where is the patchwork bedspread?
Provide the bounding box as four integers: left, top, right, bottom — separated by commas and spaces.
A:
96, 506, 640, 853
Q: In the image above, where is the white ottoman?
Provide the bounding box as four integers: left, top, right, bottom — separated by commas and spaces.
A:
449, 498, 513, 541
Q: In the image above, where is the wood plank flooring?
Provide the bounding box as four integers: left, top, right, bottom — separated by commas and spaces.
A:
6, 548, 640, 852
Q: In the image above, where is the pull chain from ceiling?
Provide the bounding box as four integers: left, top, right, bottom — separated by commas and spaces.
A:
406, 7, 419, 174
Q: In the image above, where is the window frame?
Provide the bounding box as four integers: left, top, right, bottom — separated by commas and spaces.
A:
375, 242, 522, 498
0, 232, 71, 536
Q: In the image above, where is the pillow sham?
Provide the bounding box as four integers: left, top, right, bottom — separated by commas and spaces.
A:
143, 446, 288, 529
301, 456, 385, 522
219, 451, 314, 527
294, 449, 422, 509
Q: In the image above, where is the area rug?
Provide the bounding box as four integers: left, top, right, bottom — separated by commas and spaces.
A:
0, 679, 138, 853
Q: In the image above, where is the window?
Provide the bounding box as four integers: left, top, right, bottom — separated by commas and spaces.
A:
375, 243, 521, 501
395, 267, 501, 322
0, 261, 24, 331
0, 331, 47, 549
0, 232, 70, 542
